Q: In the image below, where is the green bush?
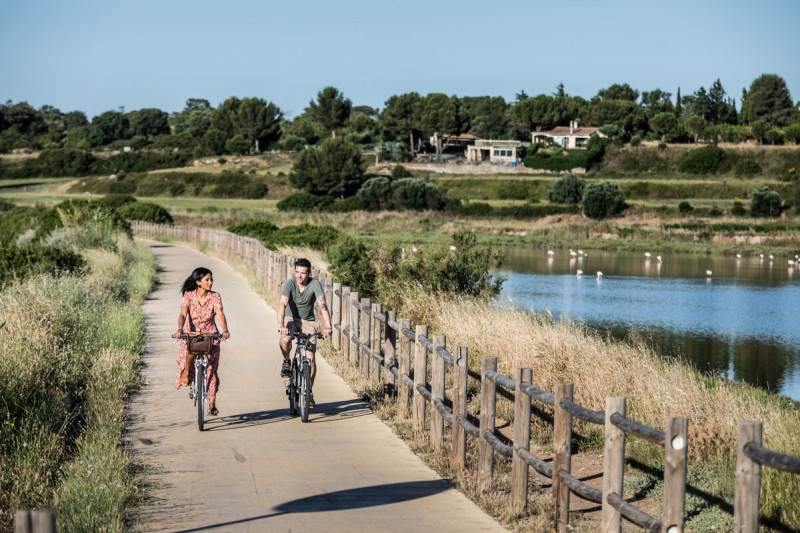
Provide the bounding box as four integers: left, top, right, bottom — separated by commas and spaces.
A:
34, 200, 132, 242
547, 173, 586, 204
749, 186, 783, 217
391, 165, 413, 179
524, 152, 587, 171
678, 201, 694, 214
95, 194, 137, 210
271, 223, 342, 250
582, 182, 627, 219
116, 202, 174, 225
248, 182, 268, 199
452, 201, 494, 216
326, 235, 377, 297
0, 199, 16, 212
226, 219, 279, 242
276, 191, 322, 212
357, 177, 393, 210
731, 199, 747, 216
0, 206, 41, 244
0, 244, 85, 287
678, 145, 726, 174
390, 178, 445, 210
734, 158, 761, 175
328, 196, 366, 212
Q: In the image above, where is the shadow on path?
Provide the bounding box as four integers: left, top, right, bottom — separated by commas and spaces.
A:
172, 480, 452, 532
203, 398, 373, 431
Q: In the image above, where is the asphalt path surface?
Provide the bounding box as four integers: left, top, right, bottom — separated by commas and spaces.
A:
128, 241, 505, 532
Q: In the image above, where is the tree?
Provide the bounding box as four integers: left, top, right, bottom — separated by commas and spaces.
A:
390, 178, 445, 210
675, 87, 682, 117
595, 83, 639, 102
289, 137, 367, 197
750, 120, 770, 144
233, 97, 282, 152
640, 89, 674, 119
282, 114, 322, 146
598, 124, 620, 140
224, 134, 251, 155
784, 123, 800, 145
128, 108, 170, 138
0, 101, 46, 136
764, 128, 783, 145
210, 97, 242, 138
649, 112, 677, 142
380, 92, 422, 155
582, 182, 627, 219
198, 128, 227, 155
459, 96, 510, 139
749, 186, 783, 217
64, 110, 89, 131
510, 94, 560, 136
172, 98, 212, 139
418, 93, 462, 159
547, 173, 585, 204
306, 86, 352, 137
357, 176, 393, 210
742, 74, 794, 126
91, 110, 129, 143
589, 99, 647, 135
685, 115, 708, 144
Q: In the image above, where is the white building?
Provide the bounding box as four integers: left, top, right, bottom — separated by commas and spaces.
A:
532, 120, 603, 148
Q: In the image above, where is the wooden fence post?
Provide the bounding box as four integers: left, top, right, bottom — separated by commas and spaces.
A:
14, 509, 56, 533
341, 288, 350, 361
601, 397, 627, 532
734, 421, 762, 533
332, 283, 342, 351
511, 367, 532, 514
478, 356, 497, 492
349, 291, 359, 366
360, 297, 371, 376
452, 346, 468, 468
664, 417, 689, 533
397, 318, 412, 419
384, 311, 396, 400
370, 303, 382, 383
553, 382, 574, 532
431, 335, 446, 450
413, 325, 428, 430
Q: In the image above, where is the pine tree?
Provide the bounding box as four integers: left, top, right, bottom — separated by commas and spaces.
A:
675, 87, 682, 117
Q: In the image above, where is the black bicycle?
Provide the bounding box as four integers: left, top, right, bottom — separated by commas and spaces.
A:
176, 332, 221, 431
285, 331, 324, 423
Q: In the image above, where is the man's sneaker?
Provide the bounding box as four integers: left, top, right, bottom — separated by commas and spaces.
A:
309, 393, 316, 409
280, 360, 291, 378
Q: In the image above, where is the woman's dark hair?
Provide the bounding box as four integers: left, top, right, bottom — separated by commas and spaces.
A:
180, 267, 212, 294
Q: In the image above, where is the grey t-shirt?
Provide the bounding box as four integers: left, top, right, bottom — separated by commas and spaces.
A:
281, 277, 324, 321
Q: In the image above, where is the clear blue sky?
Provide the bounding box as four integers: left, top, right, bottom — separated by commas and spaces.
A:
2, 0, 798, 119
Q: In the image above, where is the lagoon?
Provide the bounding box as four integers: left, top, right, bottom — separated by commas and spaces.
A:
499, 248, 800, 401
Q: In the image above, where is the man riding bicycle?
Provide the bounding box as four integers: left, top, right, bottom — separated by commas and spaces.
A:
277, 258, 332, 407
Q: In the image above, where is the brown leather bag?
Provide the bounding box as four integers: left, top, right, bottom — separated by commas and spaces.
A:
186, 332, 213, 355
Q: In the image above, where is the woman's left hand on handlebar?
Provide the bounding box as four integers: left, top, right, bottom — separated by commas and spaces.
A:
221, 331, 230, 341
173, 330, 182, 339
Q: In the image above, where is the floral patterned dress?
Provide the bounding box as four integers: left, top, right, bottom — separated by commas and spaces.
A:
175, 290, 223, 401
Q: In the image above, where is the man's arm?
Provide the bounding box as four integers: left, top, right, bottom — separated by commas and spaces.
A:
278, 294, 289, 335
317, 294, 332, 338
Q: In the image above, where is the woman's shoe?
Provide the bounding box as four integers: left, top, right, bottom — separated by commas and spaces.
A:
209, 406, 219, 416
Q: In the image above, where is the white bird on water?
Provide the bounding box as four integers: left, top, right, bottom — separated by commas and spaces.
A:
657, 256, 662, 264
596, 271, 603, 280
645, 252, 652, 260
576, 270, 583, 278
547, 250, 555, 256
570, 249, 577, 257
706, 270, 713, 278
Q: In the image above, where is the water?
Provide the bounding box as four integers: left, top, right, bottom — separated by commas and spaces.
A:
498, 248, 800, 401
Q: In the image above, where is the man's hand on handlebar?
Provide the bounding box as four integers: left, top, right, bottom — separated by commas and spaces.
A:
322, 327, 332, 339
278, 325, 289, 336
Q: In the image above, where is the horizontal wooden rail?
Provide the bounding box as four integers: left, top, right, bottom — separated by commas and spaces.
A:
433, 398, 454, 424
519, 382, 555, 405
744, 442, 800, 474
559, 397, 604, 425
517, 447, 553, 478
483, 429, 513, 457
556, 470, 602, 503
485, 369, 515, 391
606, 493, 663, 532
610, 413, 666, 445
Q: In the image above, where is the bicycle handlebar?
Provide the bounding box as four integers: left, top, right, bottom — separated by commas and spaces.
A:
282, 330, 326, 341
174, 332, 223, 341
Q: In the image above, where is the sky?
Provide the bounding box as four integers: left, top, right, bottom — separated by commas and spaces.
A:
1, 0, 799, 120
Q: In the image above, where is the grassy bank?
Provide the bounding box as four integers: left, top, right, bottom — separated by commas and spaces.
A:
0, 229, 157, 531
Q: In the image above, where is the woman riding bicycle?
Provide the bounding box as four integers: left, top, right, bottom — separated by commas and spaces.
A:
173, 267, 230, 416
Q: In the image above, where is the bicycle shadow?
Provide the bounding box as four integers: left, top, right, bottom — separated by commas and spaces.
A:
172, 479, 451, 532
203, 398, 372, 430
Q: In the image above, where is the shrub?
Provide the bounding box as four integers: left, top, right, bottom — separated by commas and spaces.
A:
391, 165, 413, 179
678, 145, 725, 174
247, 182, 268, 199
34, 200, 132, 242
0, 206, 41, 244
390, 178, 445, 210
749, 186, 783, 217
582, 182, 627, 219
281, 135, 307, 152
709, 206, 723, 217
226, 219, 279, 242
116, 202, 174, 225
0, 244, 85, 287
731, 199, 747, 216
630, 135, 642, 148
95, 194, 137, 210
289, 137, 368, 197
276, 191, 322, 212
547, 173, 585, 204
271, 223, 342, 250
524, 152, 587, 171
325, 235, 377, 297
0, 199, 16, 212
328, 196, 366, 212
734, 158, 761, 175
678, 201, 694, 214
357, 176, 393, 210
452, 201, 494, 216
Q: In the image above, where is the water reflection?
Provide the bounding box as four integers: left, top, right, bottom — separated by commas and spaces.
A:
499, 248, 800, 401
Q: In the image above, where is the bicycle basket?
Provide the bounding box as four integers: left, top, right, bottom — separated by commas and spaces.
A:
186, 333, 213, 355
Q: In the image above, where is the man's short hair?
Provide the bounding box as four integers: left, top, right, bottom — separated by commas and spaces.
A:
295, 258, 312, 271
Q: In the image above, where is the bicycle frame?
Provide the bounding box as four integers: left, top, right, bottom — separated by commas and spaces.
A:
176, 332, 220, 431
285, 331, 322, 423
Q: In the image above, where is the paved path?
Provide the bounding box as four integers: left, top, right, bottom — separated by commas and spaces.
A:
129, 241, 505, 532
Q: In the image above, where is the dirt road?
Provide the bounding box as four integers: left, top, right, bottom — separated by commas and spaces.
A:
128, 241, 505, 532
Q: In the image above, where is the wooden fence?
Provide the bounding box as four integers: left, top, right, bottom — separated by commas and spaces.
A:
132, 221, 800, 533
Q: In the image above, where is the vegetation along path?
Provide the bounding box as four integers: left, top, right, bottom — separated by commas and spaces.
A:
128, 240, 504, 532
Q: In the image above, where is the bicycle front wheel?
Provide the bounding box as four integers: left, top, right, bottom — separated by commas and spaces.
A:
300, 361, 311, 423
197, 360, 205, 431
288, 363, 298, 416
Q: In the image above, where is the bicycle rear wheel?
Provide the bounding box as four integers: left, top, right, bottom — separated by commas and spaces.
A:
196, 360, 205, 431
300, 361, 311, 423
288, 363, 298, 416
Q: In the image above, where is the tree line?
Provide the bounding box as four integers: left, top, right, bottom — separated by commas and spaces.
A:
1, 73, 799, 157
